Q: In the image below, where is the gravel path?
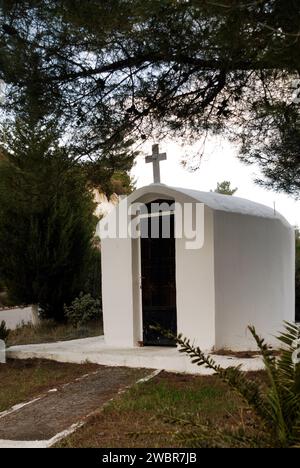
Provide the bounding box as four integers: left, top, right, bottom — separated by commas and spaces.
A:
0, 366, 148, 441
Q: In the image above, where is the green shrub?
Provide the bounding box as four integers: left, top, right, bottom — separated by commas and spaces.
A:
0, 321, 10, 341
64, 293, 101, 328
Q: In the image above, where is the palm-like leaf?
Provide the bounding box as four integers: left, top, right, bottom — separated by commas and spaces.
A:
248, 325, 288, 445
176, 322, 300, 448
176, 334, 270, 426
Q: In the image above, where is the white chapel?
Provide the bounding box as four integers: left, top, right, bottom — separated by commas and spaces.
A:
99, 146, 295, 352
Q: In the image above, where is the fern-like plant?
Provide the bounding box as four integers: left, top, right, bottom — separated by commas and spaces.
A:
176, 322, 300, 448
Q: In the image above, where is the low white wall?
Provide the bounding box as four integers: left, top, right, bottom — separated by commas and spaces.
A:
0, 307, 33, 330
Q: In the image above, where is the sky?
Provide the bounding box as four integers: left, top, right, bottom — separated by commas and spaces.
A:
131, 137, 300, 228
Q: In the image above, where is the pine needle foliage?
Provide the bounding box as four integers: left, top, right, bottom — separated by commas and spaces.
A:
0, 117, 97, 321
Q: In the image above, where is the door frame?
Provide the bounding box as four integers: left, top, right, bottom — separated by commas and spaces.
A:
138, 210, 177, 346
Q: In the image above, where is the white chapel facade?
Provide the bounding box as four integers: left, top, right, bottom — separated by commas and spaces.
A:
99, 147, 295, 352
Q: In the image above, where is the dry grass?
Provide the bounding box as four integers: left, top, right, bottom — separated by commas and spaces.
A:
0, 359, 101, 413
57, 371, 266, 448
0, 357, 267, 448
213, 349, 279, 358
7, 320, 103, 347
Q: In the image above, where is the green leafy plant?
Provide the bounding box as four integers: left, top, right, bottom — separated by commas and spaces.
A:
175, 322, 300, 448
0, 321, 10, 342
64, 293, 102, 328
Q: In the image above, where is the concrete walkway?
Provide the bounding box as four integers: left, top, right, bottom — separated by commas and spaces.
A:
7, 336, 265, 374
0, 366, 151, 448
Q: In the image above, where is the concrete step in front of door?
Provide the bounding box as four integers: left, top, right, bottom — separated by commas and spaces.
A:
6, 336, 265, 375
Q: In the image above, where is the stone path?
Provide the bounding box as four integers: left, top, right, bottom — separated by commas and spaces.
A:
0, 366, 149, 444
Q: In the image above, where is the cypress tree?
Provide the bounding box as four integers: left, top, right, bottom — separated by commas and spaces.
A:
0, 117, 97, 321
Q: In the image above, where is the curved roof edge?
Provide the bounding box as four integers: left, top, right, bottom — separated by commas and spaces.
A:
124, 184, 291, 227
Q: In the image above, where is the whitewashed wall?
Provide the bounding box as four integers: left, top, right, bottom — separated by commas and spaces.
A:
176, 205, 215, 351
101, 236, 135, 347
214, 212, 295, 351
101, 184, 295, 351
101, 186, 216, 349
0, 307, 34, 330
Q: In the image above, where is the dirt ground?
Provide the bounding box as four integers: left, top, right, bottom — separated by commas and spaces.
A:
0, 359, 102, 412
57, 371, 266, 448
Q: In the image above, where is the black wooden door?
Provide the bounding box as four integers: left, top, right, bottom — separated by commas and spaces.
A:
140, 213, 177, 346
